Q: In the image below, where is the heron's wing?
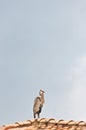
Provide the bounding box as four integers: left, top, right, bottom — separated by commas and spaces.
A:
33, 97, 41, 113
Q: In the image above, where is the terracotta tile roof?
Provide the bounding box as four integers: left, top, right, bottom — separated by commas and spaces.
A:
1, 118, 86, 130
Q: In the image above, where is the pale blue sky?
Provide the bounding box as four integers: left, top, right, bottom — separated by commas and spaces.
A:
0, 0, 86, 125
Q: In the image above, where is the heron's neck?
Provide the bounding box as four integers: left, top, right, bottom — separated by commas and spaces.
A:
40, 94, 45, 104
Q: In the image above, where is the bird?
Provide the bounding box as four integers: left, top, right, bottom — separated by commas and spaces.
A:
33, 89, 45, 118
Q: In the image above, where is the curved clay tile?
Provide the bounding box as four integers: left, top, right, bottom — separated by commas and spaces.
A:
1, 118, 86, 130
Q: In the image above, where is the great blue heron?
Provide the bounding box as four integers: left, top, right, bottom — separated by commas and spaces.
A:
33, 90, 45, 118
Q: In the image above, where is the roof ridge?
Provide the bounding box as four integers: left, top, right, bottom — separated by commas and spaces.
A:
1, 118, 86, 130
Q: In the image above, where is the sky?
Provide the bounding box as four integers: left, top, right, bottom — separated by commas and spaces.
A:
0, 0, 86, 125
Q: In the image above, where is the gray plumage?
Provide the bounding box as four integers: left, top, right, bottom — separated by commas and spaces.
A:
33, 90, 45, 118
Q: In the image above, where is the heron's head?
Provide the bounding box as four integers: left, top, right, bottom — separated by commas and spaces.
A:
39, 89, 45, 96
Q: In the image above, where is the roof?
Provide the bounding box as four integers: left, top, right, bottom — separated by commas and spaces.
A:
1, 118, 86, 130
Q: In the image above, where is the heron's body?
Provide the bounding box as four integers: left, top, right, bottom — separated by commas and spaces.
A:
33, 90, 45, 118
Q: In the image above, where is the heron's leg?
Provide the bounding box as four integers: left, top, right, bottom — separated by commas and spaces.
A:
34, 113, 36, 118
38, 112, 40, 118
